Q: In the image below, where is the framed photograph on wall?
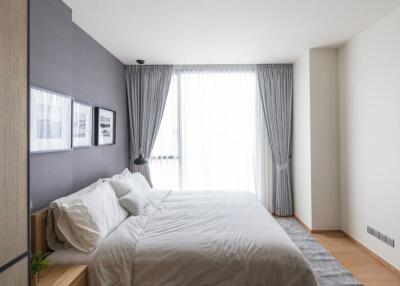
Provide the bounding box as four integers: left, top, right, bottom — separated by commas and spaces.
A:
30, 86, 72, 153
73, 101, 93, 148
94, 107, 116, 146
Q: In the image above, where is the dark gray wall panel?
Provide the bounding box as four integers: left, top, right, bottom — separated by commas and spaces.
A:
30, 0, 128, 211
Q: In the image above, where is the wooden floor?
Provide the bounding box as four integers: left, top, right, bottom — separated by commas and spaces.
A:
312, 232, 400, 286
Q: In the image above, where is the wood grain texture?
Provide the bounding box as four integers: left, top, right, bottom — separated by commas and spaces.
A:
70, 268, 88, 286
0, 257, 28, 285
293, 214, 399, 282
0, 0, 27, 17
313, 232, 400, 286
0, 0, 28, 266
340, 231, 400, 278
32, 208, 50, 254
38, 265, 88, 286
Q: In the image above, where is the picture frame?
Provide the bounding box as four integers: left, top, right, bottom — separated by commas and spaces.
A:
94, 107, 116, 146
30, 86, 73, 153
73, 101, 93, 148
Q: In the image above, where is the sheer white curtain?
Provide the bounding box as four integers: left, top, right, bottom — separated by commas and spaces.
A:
179, 65, 255, 191
150, 65, 274, 209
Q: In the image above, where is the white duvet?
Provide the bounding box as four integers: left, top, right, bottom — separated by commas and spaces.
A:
89, 191, 318, 286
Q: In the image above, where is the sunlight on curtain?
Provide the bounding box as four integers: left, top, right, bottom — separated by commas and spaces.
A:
151, 66, 258, 193
180, 68, 256, 192
150, 75, 180, 190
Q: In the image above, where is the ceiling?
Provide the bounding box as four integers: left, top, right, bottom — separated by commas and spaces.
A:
63, 0, 400, 64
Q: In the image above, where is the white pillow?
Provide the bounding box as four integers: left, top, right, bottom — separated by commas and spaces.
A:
134, 172, 152, 193
48, 181, 100, 247
60, 198, 101, 252
110, 169, 151, 198
118, 190, 147, 215
98, 168, 130, 183
54, 181, 128, 252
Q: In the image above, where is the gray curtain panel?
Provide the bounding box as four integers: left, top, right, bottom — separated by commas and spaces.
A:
126, 65, 173, 186
256, 64, 293, 216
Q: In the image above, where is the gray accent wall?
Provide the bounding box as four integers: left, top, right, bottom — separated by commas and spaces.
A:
30, 0, 129, 211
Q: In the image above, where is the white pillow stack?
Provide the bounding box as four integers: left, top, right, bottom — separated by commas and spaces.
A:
51, 181, 128, 253
110, 169, 152, 215
47, 169, 152, 253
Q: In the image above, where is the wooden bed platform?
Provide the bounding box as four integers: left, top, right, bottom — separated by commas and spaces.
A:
31, 208, 50, 254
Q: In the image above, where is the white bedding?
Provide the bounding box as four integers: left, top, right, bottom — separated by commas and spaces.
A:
52, 191, 318, 286
47, 247, 97, 265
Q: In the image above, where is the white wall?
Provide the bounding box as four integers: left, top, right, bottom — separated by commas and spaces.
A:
339, 5, 400, 270
293, 49, 340, 230
310, 49, 341, 230
293, 51, 312, 228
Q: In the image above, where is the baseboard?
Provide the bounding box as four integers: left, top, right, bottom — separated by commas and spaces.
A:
340, 230, 400, 277
310, 229, 342, 234
293, 215, 341, 233
293, 215, 311, 232
293, 215, 399, 276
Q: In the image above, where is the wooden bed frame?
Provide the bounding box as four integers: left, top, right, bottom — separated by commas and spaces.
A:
31, 208, 50, 254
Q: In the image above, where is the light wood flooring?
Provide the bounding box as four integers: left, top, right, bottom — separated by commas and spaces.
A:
312, 232, 400, 286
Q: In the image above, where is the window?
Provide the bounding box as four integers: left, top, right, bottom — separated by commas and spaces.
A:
150, 66, 257, 192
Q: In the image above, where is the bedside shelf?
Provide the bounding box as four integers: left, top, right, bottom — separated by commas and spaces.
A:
38, 265, 88, 286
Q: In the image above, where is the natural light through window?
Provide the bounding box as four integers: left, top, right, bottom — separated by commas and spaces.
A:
151, 67, 256, 192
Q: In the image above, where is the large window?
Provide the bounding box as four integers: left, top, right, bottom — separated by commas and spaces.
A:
151, 66, 257, 192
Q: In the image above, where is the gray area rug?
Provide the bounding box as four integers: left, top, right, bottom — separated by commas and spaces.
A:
276, 217, 363, 286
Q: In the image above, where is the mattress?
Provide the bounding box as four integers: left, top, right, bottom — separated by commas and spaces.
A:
87, 191, 318, 286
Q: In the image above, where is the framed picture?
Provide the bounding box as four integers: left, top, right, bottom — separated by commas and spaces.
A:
94, 107, 116, 146
30, 86, 72, 153
73, 101, 93, 148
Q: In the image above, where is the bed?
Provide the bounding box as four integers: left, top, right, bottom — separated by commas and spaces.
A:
32, 190, 318, 286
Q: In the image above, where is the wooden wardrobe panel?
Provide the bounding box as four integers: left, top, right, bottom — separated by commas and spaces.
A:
1, 0, 27, 17
0, 0, 28, 266
0, 257, 29, 286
